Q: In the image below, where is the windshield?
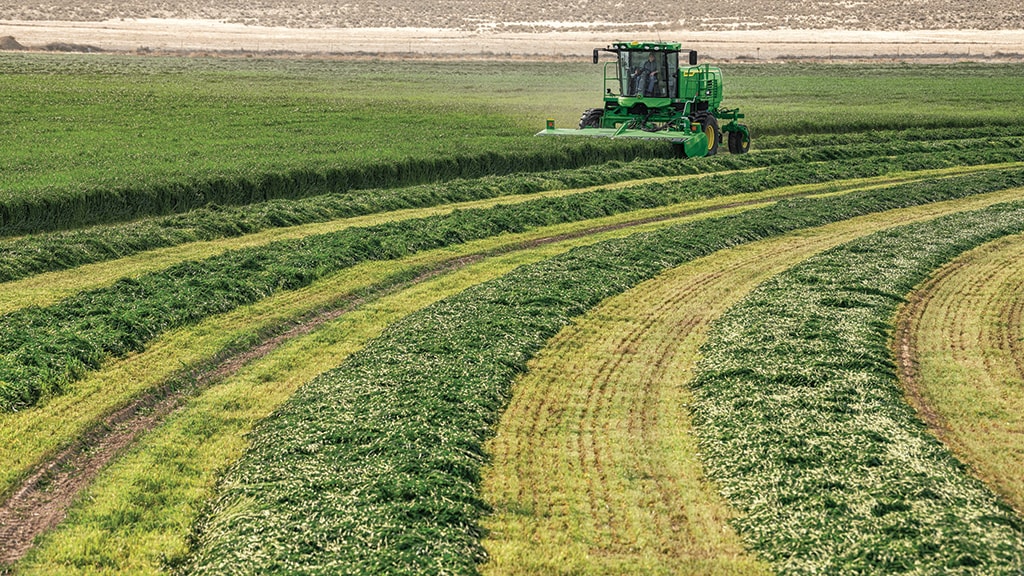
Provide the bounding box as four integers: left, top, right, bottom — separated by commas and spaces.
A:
619, 51, 676, 98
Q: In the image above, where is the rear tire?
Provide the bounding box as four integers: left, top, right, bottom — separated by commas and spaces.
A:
579, 108, 604, 129
728, 129, 751, 154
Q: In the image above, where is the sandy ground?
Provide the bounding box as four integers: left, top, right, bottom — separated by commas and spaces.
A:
2, 19, 1024, 60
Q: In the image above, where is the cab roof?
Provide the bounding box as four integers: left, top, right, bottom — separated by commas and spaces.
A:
611, 41, 682, 52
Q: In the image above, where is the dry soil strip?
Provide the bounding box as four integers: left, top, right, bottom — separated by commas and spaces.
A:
895, 232, 1024, 514
480, 187, 1024, 574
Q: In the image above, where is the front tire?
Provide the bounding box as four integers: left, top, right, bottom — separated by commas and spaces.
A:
579, 108, 604, 129
728, 128, 751, 154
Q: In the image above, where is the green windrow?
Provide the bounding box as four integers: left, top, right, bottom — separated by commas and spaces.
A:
0, 141, 667, 237
3, 135, 1019, 283
6, 155, 1021, 412
182, 169, 1024, 575
691, 204, 1024, 573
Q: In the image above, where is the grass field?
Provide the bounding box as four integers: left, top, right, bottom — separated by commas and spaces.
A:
1, 53, 1023, 574
896, 234, 1024, 514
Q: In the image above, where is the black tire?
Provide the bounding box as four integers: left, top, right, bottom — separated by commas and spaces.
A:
694, 113, 721, 156
579, 108, 604, 129
728, 129, 751, 154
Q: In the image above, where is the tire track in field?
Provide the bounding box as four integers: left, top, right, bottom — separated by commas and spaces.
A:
895, 232, 1024, 513
0, 178, 818, 569
0, 265, 447, 566
480, 187, 1024, 575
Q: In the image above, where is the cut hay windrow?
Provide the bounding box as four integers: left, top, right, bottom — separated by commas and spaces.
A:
182, 170, 1024, 575
754, 125, 1024, 151
0, 141, 664, 237
691, 203, 1024, 574
3, 135, 1020, 283
7, 157, 1017, 412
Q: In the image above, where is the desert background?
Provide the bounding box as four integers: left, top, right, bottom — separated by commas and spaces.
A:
1, 0, 1023, 60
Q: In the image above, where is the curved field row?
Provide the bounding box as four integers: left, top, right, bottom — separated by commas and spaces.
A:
896, 233, 1024, 513
0, 188, 775, 499
8, 153, 1015, 415
9, 162, 902, 567
3, 131, 1019, 284
689, 202, 1024, 573
6, 159, 989, 568
9, 164, 948, 571
479, 187, 1024, 574
12, 208, 737, 574
1, 163, 1022, 574
178, 170, 1024, 573
3, 161, 1007, 316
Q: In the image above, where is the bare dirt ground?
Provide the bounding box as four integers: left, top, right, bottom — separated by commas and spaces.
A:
1, 0, 1023, 61
2, 0, 1022, 31
2, 20, 1022, 61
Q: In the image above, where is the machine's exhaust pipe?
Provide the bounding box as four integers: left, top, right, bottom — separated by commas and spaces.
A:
689, 50, 698, 65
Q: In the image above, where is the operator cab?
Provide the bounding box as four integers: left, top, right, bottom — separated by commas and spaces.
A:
594, 42, 698, 102
619, 50, 677, 98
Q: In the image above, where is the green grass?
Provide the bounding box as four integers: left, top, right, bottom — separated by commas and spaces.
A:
724, 62, 1024, 137
0, 55, 664, 234
11, 154, 1016, 412
3, 56, 1024, 234
690, 202, 1024, 574
3, 133, 1022, 283
4, 55, 1024, 574
181, 167, 1024, 575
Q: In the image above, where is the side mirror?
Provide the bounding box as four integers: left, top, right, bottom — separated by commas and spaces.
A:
689, 50, 698, 66
593, 49, 600, 64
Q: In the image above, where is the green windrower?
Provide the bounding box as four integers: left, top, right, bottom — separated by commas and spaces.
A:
538, 41, 751, 158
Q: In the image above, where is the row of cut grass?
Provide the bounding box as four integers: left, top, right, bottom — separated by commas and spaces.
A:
479, 184, 1024, 575
753, 125, 1024, 151
0, 183, 785, 504
2, 159, 1015, 317
897, 233, 1024, 513
15, 205, 736, 575
13, 169, 1018, 502
690, 203, 1024, 574
4, 133, 1020, 283
0, 166, 771, 317
22, 183, 1024, 573
8, 154, 1012, 412
181, 170, 1024, 574
16, 171, 889, 572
